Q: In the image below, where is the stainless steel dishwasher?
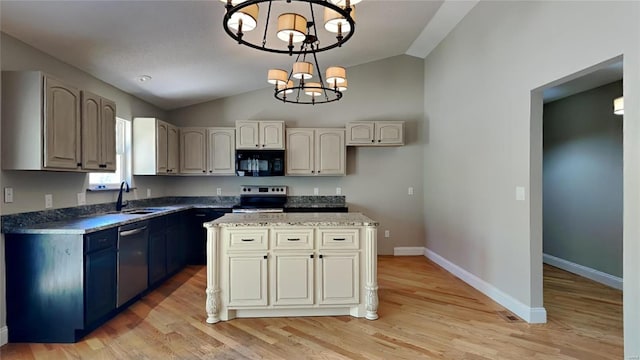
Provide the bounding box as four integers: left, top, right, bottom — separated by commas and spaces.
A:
117, 221, 149, 307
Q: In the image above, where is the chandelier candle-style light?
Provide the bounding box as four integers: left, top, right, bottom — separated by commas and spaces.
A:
221, 0, 361, 104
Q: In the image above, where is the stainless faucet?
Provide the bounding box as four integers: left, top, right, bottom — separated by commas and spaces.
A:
116, 181, 130, 211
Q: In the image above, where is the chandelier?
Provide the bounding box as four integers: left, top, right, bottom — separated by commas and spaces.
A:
221, 0, 360, 104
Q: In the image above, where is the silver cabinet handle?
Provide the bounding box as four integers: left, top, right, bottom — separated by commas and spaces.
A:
119, 227, 147, 237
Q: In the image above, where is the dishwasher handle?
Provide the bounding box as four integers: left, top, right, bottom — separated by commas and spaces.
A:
119, 226, 148, 237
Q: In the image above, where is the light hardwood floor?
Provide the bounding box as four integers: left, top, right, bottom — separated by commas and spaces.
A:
1, 256, 623, 359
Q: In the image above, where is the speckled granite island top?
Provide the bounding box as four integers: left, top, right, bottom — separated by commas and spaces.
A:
204, 212, 378, 228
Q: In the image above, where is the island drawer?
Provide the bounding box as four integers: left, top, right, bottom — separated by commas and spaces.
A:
318, 228, 359, 249
272, 228, 314, 250
228, 228, 269, 250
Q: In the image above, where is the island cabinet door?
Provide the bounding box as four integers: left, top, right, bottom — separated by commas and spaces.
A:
271, 253, 314, 306
317, 251, 360, 305
227, 253, 268, 307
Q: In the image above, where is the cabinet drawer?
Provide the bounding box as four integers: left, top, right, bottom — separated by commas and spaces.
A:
228, 229, 269, 250
318, 228, 359, 249
272, 228, 314, 250
85, 229, 117, 253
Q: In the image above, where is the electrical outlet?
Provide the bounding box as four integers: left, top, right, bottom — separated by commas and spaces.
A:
4, 187, 14, 203
336, 187, 342, 195
314, 187, 319, 195
217, 188, 222, 196
516, 186, 526, 201
384, 230, 390, 238
45, 194, 53, 209
77, 192, 86, 206
408, 187, 414, 195
146, 188, 151, 198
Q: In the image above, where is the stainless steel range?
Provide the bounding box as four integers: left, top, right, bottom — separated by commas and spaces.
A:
232, 185, 288, 213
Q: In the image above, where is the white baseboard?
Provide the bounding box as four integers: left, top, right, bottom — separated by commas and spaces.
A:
394, 247, 426, 256
543, 253, 623, 290
0, 326, 8, 346
424, 248, 547, 324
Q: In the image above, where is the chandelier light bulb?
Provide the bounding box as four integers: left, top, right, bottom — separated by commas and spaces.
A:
292, 62, 314, 80
324, 5, 355, 34
226, 4, 259, 32
304, 82, 323, 97
329, 79, 348, 92
278, 80, 295, 95
267, 69, 289, 85
326, 66, 346, 84
330, 0, 362, 7
277, 13, 308, 44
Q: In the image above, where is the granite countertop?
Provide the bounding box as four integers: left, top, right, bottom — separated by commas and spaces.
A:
1, 196, 349, 235
3, 204, 234, 235
205, 212, 378, 227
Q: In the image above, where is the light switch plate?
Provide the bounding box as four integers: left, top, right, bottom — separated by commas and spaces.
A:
408, 187, 414, 195
314, 188, 319, 195
147, 188, 151, 198
77, 192, 86, 205
384, 230, 390, 238
45, 194, 53, 208
516, 186, 526, 201
4, 187, 14, 203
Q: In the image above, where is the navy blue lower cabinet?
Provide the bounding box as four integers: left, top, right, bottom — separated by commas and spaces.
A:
148, 217, 168, 287
187, 209, 231, 265
6, 228, 117, 343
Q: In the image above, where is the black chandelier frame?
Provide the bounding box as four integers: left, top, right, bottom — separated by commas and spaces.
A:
222, 0, 356, 55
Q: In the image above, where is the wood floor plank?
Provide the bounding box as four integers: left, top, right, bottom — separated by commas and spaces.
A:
0, 257, 623, 359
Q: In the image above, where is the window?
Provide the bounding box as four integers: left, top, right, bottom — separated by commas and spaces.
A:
89, 117, 132, 189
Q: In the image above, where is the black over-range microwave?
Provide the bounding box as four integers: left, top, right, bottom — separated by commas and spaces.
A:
235, 150, 285, 176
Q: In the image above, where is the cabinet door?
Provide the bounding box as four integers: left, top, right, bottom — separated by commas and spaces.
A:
44, 76, 81, 169
180, 128, 207, 174
318, 252, 359, 304
166, 215, 184, 275
156, 121, 169, 173
376, 122, 404, 145
315, 129, 345, 176
148, 230, 167, 286
260, 121, 285, 149
81, 91, 101, 170
100, 98, 117, 171
286, 129, 314, 175
346, 122, 374, 145
85, 248, 117, 326
236, 120, 259, 149
208, 128, 236, 175
228, 253, 268, 306
271, 253, 314, 306
167, 124, 180, 173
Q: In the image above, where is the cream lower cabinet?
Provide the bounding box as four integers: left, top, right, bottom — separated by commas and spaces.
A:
286, 128, 345, 176
206, 222, 377, 323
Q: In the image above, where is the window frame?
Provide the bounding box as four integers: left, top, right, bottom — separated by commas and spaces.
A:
88, 117, 132, 191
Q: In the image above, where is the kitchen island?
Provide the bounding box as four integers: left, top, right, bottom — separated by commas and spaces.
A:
204, 212, 379, 323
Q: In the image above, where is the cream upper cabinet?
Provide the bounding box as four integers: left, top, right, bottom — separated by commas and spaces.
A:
180, 128, 207, 174
346, 121, 404, 146
208, 128, 236, 175
1, 71, 90, 171
236, 120, 285, 149
179, 127, 236, 175
286, 128, 345, 176
167, 124, 179, 174
81, 90, 116, 171
133, 117, 180, 175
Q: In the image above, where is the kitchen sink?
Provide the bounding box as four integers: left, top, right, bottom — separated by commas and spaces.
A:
122, 207, 167, 215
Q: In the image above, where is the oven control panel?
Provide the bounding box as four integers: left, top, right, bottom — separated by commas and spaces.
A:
240, 185, 288, 195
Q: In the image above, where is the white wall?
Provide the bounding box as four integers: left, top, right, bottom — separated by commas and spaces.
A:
0, 32, 168, 343
422, 1, 639, 356
168, 55, 426, 255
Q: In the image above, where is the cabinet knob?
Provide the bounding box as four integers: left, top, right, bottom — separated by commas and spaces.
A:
77, 163, 82, 167
371, 140, 375, 143
209, 170, 212, 173
317, 171, 320, 174
262, 144, 265, 147
378, 139, 381, 143
263, 255, 268, 259
255, 144, 259, 147
311, 170, 314, 173
203, 170, 206, 173
319, 254, 324, 259
310, 254, 314, 259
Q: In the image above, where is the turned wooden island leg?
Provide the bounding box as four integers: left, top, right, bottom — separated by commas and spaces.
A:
365, 225, 379, 320
205, 225, 221, 323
